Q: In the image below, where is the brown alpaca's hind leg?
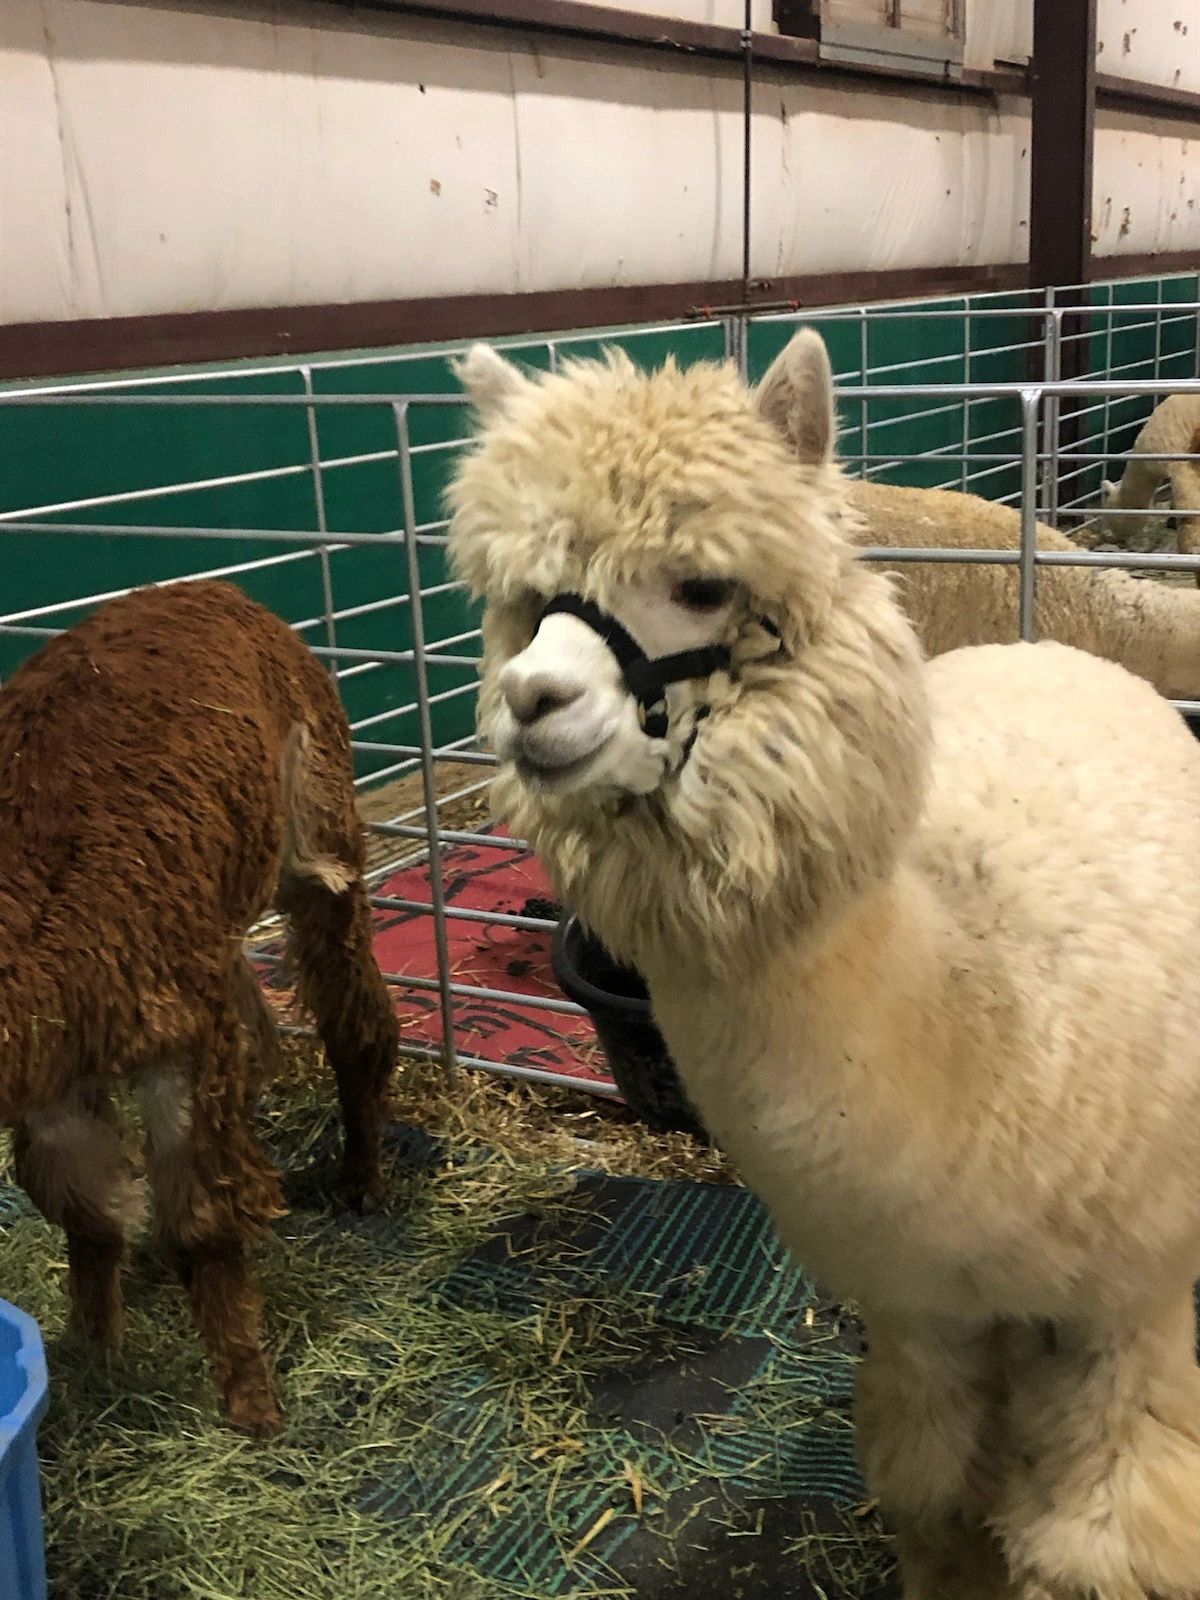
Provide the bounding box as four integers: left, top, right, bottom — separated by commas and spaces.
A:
856, 1314, 1011, 1600
139, 1019, 287, 1439
279, 872, 398, 1212
178, 1239, 280, 1439
275, 719, 399, 1211
15, 1085, 142, 1349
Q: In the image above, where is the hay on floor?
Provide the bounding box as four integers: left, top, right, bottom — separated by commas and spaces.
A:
0, 1050, 889, 1600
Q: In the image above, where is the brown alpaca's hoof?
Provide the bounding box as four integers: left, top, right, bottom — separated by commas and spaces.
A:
68, 1302, 124, 1353
342, 1165, 386, 1216
225, 1385, 284, 1439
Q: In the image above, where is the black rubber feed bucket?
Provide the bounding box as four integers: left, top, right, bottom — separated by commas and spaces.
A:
551, 914, 708, 1141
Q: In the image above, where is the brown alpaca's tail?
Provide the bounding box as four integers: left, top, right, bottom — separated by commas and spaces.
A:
279, 723, 356, 895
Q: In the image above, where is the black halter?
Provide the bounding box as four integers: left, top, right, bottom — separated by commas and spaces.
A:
540, 592, 734, 740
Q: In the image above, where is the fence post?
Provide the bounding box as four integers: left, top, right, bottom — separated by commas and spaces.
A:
1019, 389, 1042, 642
1041, 310, 1063, 524
301, 365, 339, 675
393, 401, 459, 1082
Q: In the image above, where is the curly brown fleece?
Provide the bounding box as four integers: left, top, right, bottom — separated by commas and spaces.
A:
0, 579, 398, 1436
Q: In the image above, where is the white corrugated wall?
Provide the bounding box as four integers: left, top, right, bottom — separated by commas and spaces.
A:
0, 0, 1196, 326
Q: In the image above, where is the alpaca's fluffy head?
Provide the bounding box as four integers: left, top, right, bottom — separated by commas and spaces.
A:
445, 331, 929, 970
447, 332, 850, 797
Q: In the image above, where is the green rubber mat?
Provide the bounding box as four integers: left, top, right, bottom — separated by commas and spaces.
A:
0, 1111, 898, 1599
345, 1154, 897, 1598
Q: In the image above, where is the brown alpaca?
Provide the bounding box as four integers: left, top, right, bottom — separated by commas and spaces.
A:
0, 580, 399, 1436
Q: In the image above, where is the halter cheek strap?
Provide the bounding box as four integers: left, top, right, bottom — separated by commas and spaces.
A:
539, 592, 734, 740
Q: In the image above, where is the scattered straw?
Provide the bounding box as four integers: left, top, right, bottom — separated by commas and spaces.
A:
274, 1032, 737, 1187
0, 1051, 884, 1600
0, 1087, 682, 1599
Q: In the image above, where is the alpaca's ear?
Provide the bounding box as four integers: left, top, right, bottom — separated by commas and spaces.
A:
451, 344, 532, 422
754, 329, 836, 466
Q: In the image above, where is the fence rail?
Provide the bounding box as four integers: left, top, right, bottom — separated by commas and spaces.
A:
2, 276, 1199, 1096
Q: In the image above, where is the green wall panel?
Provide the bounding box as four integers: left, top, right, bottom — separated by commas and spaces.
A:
1, 284, 1194, 783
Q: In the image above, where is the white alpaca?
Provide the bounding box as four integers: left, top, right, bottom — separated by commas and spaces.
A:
1098, 393, 1200, 561
846, 476, 1200, 700
447, 331, 1200, 1600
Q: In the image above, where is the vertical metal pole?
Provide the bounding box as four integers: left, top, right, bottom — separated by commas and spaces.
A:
301, 366, 339, 672
1019, 389, 1041, 642
723, 315, 748, 379
960, 309, 971, 494
1029, 0, 1096, 294
1029, 0, 1095, 506
1042, 310, 1062, 523
394, 401, 458, 1082
545, 340, 559, 376
858, 309, 869, 479
1103, 288, 1114, 499
741, 0, 753, 298
722, 315, 738, 365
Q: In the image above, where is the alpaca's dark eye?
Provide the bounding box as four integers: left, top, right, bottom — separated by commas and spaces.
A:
672, 577, 736, 612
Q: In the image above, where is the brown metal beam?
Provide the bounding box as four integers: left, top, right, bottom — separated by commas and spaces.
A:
1096, 72, 1200, 121
3, 250, 1198, 384
1091, 247, 1200, 280
1029, 0, 1097, 293
325, 0, 1020, 95
1029, 0, 1097, 503
0, 264, 1029, 383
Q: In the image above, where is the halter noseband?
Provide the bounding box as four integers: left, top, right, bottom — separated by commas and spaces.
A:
539, 592, 734, 740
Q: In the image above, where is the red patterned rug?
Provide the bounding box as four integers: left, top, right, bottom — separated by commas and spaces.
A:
256, 827, 612, 1088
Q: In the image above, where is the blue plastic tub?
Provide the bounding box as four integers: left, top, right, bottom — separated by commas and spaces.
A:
0, 1298, 49, 1600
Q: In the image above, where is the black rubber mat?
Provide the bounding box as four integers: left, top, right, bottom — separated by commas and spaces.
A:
358, 1155, 898, 1598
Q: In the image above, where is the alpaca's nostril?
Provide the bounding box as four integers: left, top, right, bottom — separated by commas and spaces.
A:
531, 692, 566, 722
505, 672, 585, 726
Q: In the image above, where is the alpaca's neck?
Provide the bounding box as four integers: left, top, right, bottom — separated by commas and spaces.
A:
645, 858, 960, 1062
641, 858, 985, 1310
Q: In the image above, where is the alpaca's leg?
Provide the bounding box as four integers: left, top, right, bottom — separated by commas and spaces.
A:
278, 871, 398, 1213
995, 1297, 1200, 1600
178, 1237, 280, 1438
14, 1084, 142, 1348
139, 1018, 286, 1438
856, 1314, 1012, 1600
892, 1521, 1013, 1600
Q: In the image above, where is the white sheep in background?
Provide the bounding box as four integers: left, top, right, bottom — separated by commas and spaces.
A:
447, 331, 1200, 1600
1097, 393, 1200, 563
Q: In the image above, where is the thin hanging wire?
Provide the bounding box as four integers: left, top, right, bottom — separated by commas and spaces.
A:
741, 0, 753, 297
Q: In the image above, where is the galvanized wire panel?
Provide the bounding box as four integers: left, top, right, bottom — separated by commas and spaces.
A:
0, 276, 1197, 1094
